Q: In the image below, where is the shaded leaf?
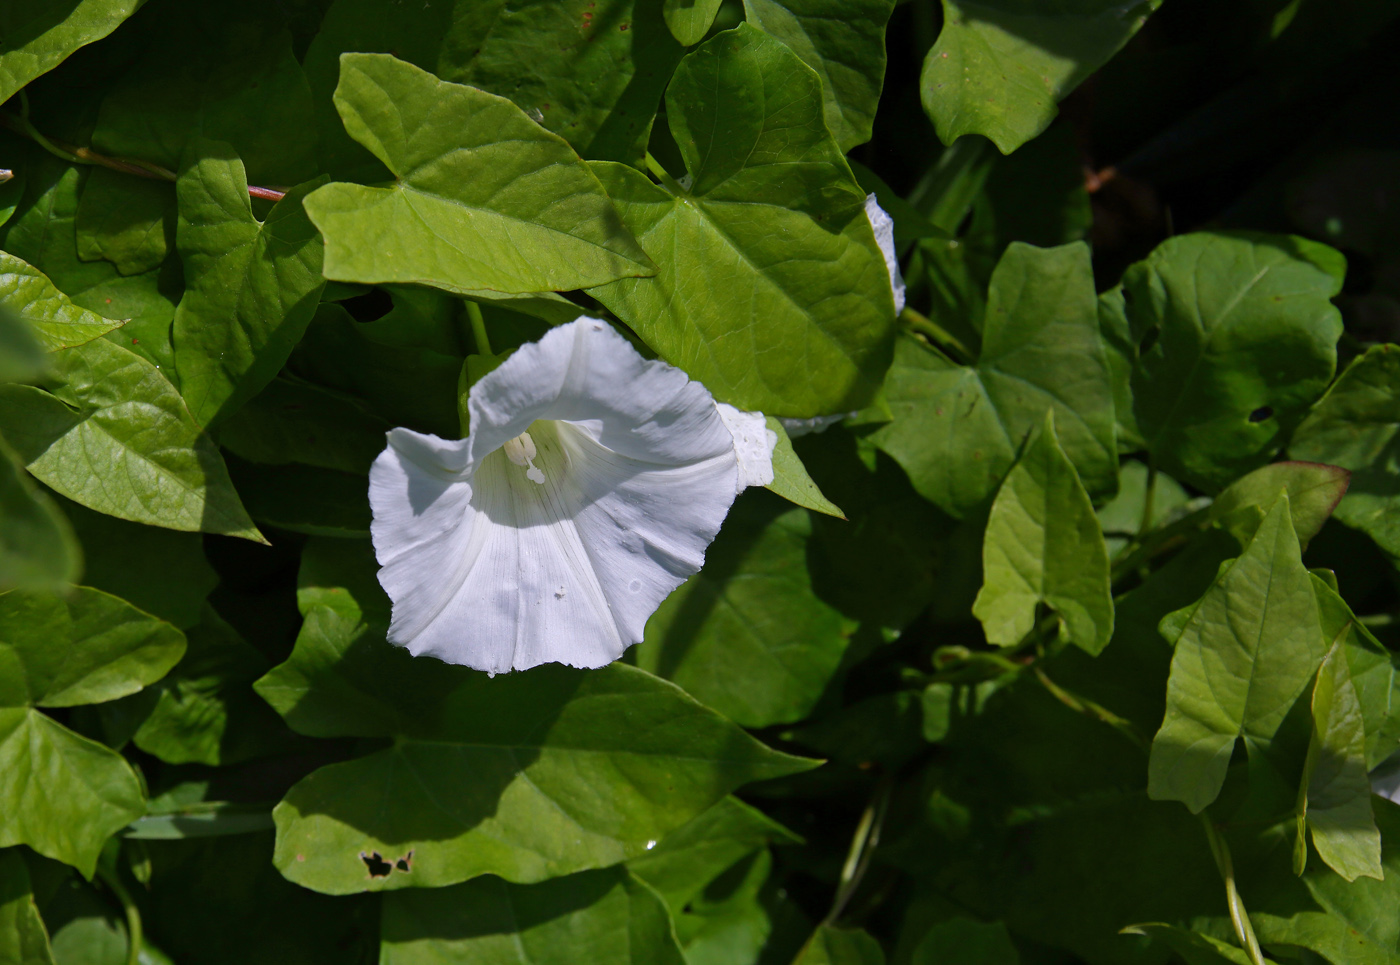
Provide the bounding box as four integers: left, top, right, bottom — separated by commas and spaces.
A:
215, 376, 392, 476
379, 867, 685, 964
589, 24, 896, 416
171, 142, 325, 428
1120, 924, 1261, 965
0, 0, 141, 104
0, 439, 80, 592
0, 302, 46, 385
874, 242, 1116, 518
918, 0, 1159, 153
0, 251, 126, 352
765, 417, 844, 519
742, 0, 896, 152
0, 847, 55, 965
303, 53, 654, 296
0, 337, 264, 542
74, 168, 174, 277
973, 411, 1114, 654
636, 492, 853, 727
1298, 632, 1382, 881
793, 925, 884, 965
1148, 496, 1325, 813
1290, 343, 1400, 559
910, 918, 1018, 965
1128, 233, 1345, 491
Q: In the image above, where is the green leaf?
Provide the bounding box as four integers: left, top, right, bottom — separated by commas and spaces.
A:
0, 160, 181, 374
304, 0, 686, 176
303, 52, 655, 296
1095, 460, 1189, 559
380, 867, 685, 965
1098, 286, 1143, 452
1148, 495, 1326, 813
1209, 460, 1350, 550
215, 376, 392, 476
911, 918, 1018, 965
0, 439, 80, 592
918, 0, 1160, 153
973, 411, 1114, 654
56, 496, 216, 630
1310, 574, 1400, 770
635, 492, 854, 727
129, 605, 286, 767
589, 24, 896, 416
764, 417, 845, 519
628, 796, 800, 914
0, 302, 46, 385
0, 847, 55, 965
873, 242, 1116, 518
1290, 343, 1400, 559
1127, 232, 1345, 491
171, 142, 325, 428
226, 457, 371, 539
0, 251, 126, 352
0, 337, 265, 542
89, 17, 318, 186
742, 0, 896, 152
0, 586, 183, 874
793, 925, 885, 965
0, 0, 141, 104
255, 542, 817, 894
665, 0, 724, 45
74, 168, 174, 277
1297, 632, 1383, 882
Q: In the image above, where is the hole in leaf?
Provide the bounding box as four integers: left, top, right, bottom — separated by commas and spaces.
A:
1249, 406, 1273, 423
395, 851, 414, 873
360, 851, 392, 877
342, 288, 394, 323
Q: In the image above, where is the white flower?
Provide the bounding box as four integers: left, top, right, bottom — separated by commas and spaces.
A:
368, 317, 775, 674
865, 193, 906, 316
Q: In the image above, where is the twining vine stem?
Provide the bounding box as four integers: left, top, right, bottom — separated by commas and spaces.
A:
1200, 815, 1268, 965
0, 94, 287, 202
95, 862, 143, 965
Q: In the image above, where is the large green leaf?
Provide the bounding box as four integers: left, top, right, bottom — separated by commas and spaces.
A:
73, 168, 174, 278
873, 242, 1116, 518
171, 143, 325, 428
742, 0, 896, 152
0, 847, 54, 965
380, 867, 685, 964
973, 411, 1114, 654
588, 24, 896, 416
764, 417, 845, 519
1148, 496, 1325, 813
634, 492, 853, 728
1290, 344, 1400, 558
255, 540, 816, 895
304, 0, 686, 178
215, 376, 392, 476
1127, 233, 1345, 492
89, 16, 318, 186
0, 440, 80, 592
0, 586, 183, 875
1208, 460, 1350, 550
302, 53, 654, 296
918, 0, 1159, 153
0, 0, 141, 104
1297, 633, 1382, 882
0, 337, 264, 542
0, 252, 126, 352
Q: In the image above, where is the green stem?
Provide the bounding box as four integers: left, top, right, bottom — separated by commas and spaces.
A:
824, 774, 894, 926
1200, 816, 1267, 965
1359, 613, 1398, 628
96, 864, 143, 965
901, 307, 974, 365
466, 300, 492, 357
1034, 667, 1148, 751
1138, 461, 1158, 540
644, 152, 687, 195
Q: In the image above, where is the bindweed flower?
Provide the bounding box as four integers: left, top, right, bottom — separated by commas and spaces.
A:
368, 318, 775, 674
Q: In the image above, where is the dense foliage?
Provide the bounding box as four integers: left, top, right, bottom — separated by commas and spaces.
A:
4, 1, 1400, 963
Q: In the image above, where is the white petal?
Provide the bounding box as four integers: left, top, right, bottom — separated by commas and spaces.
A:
865, 193, 906, 316
716, 404, 776, 491
369, 317, 750, 674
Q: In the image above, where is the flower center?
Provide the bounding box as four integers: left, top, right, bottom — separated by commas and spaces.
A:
502, 430, 546, 485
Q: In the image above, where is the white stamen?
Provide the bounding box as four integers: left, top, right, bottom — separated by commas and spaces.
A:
503, 431, 546, 484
